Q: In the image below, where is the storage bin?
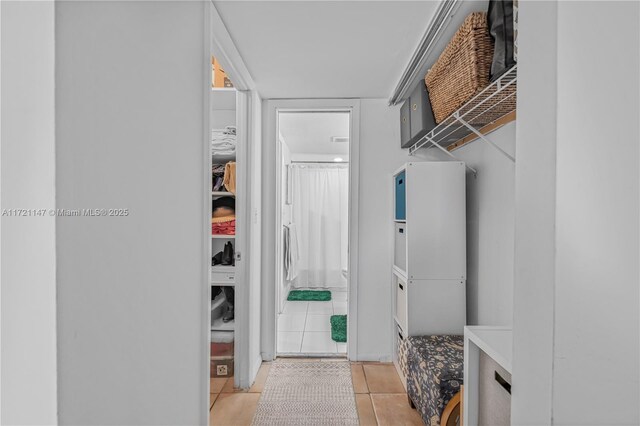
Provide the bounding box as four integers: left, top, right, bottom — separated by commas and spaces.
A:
478, 349, 511, 425
409, 82, 436, 140
211, 265, 235, 284
396, 325, 409, 382
400, 99, 412, 148
394, 273, 408, 333
425, 12, 494, 123
395, 171, 406, 221
394, 223, 407, 273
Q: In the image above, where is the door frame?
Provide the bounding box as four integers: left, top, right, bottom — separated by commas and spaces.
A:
205, 0, 261, 407
262, 99, 361, 360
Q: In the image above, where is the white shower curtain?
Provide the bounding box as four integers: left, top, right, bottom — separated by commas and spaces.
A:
291, 163, 348, 288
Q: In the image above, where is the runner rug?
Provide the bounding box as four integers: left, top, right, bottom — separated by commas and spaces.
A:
252, 360, 358, 425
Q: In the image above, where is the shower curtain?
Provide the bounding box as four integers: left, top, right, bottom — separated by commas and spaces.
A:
290, 163, 348, 288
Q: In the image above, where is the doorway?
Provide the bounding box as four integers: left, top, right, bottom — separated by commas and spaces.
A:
274, 110, 353, 356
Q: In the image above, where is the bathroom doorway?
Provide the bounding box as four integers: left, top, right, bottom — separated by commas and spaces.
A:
275, 110, 351, 356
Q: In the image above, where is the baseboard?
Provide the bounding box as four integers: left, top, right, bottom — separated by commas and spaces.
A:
251, 354, 263, 380
354, 353, 392, 362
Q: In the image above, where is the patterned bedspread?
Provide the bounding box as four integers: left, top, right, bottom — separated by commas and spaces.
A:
405, 335, 464, 426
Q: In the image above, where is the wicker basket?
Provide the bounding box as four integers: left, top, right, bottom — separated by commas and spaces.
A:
425, 12, 494, 123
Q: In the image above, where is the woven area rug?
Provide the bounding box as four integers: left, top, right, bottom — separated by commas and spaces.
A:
252, 360, 358, 426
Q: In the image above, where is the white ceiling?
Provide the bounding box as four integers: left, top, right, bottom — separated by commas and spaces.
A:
213, 1, 438, 99
279, 112, 350, 156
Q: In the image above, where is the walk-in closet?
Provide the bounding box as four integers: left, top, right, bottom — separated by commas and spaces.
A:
210, 56, 238, 383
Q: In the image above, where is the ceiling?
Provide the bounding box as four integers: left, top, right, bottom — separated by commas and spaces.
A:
213, 1, 438, 99
279, 112, 350, 156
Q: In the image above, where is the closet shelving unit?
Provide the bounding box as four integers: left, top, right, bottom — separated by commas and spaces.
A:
408, 65, 517, 168
391, 162, 467, 388
210, 85, 237, 374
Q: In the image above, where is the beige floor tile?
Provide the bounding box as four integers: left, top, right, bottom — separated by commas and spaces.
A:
363, 364, 405, 393
356, 394, 378, 426
210, 377, 227, 394
370, 394, 423, 426
210, 393, 261, 426
351, 364, 369, 394
248, 363, 270, 393
221, 376, 248, 393
210, 393, 218, 409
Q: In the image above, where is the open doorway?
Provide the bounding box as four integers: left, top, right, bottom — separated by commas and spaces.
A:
275, 111, 351, 356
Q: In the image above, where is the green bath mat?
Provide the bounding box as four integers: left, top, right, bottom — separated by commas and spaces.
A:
287, 290, 332, 302
330, 315, 347, 343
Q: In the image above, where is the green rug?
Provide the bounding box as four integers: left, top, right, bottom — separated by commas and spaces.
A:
330, 315, 347, 343
287, 290, 332, 302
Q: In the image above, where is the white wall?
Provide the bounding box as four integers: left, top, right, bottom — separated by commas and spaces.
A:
417, 124, 516, 326
356, 99, 411, 360
512, 1, 640, 424
54, 1, 207, 424
511, 1, 558, 423
0, 2, 58, 424
552, 1, 639, 423
262, 98, 404, 360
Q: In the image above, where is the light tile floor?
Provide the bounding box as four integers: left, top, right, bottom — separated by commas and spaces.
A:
277, 289, 347, 355
209, 361, 423, 426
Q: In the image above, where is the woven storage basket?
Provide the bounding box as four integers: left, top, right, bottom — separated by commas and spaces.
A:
425, 12, 494, 123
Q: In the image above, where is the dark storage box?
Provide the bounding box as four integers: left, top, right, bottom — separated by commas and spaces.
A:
400, 82, 437, 149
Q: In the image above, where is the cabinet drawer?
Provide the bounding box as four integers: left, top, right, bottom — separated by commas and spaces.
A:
394, 223, 407, 273
394, 273, 408, 333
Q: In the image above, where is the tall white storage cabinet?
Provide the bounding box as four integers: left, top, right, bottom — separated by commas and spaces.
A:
392, 162, 467, 384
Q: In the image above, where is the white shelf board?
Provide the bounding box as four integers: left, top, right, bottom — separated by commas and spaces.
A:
211, 317, 235, 332
392, 265, 408, 280
210, 88, 236, 110
211, 153, 236, 163
212, 191, 234, 197
409, 66, 517, 155
211, 282, 235, 287
211, 265, 235, 272
212, 235, 235, 239
464, 326, 512, 373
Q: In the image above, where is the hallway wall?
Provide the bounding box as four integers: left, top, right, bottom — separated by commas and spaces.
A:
54, 2, 207, 424
355, 99, 411, 360
513, 1, 639, 423
1, 2, 58, 424
417, 124, 516, 326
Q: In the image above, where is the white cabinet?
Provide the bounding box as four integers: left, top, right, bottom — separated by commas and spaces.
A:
392, 162, 467, 381
393, 161, 466, 281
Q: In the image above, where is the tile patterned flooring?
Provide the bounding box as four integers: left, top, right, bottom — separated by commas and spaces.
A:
277, 290, 348, 355
209, 360, 424, 426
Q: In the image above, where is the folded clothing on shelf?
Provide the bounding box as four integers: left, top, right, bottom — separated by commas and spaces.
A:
212, 218, 235, 235
211, 126, 237, 156
223, 162, 236, 194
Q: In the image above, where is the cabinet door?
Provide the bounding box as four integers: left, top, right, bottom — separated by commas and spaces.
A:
400, 99, 412, 148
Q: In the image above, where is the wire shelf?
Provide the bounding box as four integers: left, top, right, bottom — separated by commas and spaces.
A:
409, 65, 517, 155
